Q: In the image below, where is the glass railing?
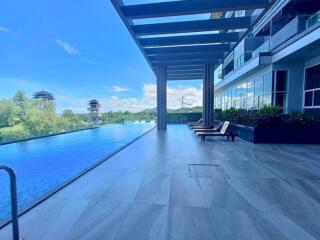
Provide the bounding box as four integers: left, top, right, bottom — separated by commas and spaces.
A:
253, 39, 270, 57
234, 52, 253, 70
270, 16, 301, 50
307, 10, 320, 28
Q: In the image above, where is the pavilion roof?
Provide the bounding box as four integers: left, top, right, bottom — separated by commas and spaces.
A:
33, 90, 55, 100
112, 0, 270, 80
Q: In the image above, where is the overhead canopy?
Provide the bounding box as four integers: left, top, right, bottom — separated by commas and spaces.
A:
112, 0, 269, 81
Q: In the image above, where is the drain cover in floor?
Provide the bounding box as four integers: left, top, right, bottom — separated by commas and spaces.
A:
188, 164, 229, 179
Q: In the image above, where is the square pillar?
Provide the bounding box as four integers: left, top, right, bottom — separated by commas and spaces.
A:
157, 65, 167, 130
203, 64, 214, 127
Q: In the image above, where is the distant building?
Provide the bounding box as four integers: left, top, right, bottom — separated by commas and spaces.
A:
33, 90, 55, 101
88, 99, 101, 124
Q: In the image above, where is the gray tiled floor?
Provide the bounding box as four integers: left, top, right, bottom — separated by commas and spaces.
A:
1, 125, 320, 239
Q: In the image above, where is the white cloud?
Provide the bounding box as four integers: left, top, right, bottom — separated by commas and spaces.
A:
106, 86, 131, 93
0, 26, 11, 33
53, 83, 202, 113
100, 83, 202, 112
55, 40, 80, 55
54, 39, 96, 64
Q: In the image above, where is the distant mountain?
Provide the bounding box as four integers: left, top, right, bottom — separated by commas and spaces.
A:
168, 106, 202, 113
141, 106, 202, 113
141, 108, 157, 113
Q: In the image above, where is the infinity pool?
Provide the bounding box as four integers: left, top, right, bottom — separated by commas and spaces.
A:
0, 123, 154, 222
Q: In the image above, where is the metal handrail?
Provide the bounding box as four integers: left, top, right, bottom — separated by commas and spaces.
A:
0, 165, 20, 240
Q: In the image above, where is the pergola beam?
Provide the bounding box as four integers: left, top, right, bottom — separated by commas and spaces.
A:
145, 44, 230, 55
167, 76, 204, 80
168, 73, 203, 77
139, 32, 240, 47
148, 52, 225, 61
152, 58, 220, 65
133, 17, 252, 35
122, 0, 269, 19
168, 70, 204, 75
167, 65, 204, 71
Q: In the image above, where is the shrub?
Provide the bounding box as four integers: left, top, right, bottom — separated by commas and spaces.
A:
214, 106, 320, 128
167, 112, 202, 124
0, 125, 30, 142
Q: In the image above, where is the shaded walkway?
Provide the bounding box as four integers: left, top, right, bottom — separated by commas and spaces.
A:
1, 125, 320, 239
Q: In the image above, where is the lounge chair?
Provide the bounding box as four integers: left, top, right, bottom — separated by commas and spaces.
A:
188, 118, 202, 127
191, 125, 212, 130
191, 124, 215, 130
196, 121, 238, 141
193, 123, 223, 133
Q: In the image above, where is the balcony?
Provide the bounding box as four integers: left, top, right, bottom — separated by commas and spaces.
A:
253, 39, 270, 57
270, 16, 308, 50
307, 10, 320, 28
1, 125, 320, 239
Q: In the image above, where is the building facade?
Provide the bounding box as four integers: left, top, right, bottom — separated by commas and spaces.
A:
214, 0, 320, 114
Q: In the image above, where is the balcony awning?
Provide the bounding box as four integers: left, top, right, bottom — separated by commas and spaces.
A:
112, 0, 269, 80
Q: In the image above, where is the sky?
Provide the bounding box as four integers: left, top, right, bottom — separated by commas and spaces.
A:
0, 0, 204, 113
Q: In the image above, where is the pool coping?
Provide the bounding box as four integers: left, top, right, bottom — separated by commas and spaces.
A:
0, 126, 156, 229
0, 126, 102, 146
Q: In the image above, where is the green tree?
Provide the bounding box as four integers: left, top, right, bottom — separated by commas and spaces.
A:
13, 91, 28, 106
62, 109, 74, 118
0, 125, 30, 142
13, 91, 29, 121
0, 101, 19, 128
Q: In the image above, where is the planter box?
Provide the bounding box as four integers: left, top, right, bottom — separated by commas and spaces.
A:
229, 123, 320, 144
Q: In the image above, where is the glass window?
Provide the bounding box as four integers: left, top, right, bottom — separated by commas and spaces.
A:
254, 76, 263, 108
276, 71, 287, 92
305, 91, 313, 107
263, 71, 273, 93
232, 87, 237, 108
247, 80, 254, 109
255, 76, 263, 95
241, 82, 247, 109
263, 94, 272, 106
274, 70, 288, 110
314, 90, 320, 106
305, 64, 320, 90
235, 85, 241, 109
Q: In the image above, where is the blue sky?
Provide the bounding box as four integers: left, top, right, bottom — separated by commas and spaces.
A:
0, 0, 203, 113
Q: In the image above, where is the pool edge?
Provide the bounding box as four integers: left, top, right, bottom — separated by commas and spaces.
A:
0, 126, 156, 229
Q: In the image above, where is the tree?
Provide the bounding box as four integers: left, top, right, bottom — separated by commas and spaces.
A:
13, 91, 28, 106
62, 109, 74, 118
0, 101, 19, 128
13, 91, 29, 120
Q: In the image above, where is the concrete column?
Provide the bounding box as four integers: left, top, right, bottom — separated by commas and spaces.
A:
157, 65, 167, 130
203, 64, 214, 127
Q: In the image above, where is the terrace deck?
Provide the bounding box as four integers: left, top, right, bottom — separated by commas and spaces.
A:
1, 125, 320, 240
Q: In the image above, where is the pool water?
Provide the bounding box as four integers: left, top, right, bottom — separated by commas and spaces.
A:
0, 123, 154, 222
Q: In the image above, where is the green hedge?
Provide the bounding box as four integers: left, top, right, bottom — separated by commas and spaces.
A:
214, 106, 320, 128
167, 112, 202, 124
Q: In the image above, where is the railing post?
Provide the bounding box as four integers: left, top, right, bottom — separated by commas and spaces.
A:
0, 165, 20, 240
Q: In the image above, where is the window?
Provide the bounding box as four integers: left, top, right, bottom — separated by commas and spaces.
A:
241, 82, 248, 109
274, 70, 288, 110
314, 90, 320, 106
247, 80, 254, 109
254, 76, 263, 108
304, 64, 320, 108
263, 72, 273, 93
305, 91, 313, 107
305, 64, 320, 90
232, 87, 237, 108
235, 85, 241, 109
263, 71, 273, 107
